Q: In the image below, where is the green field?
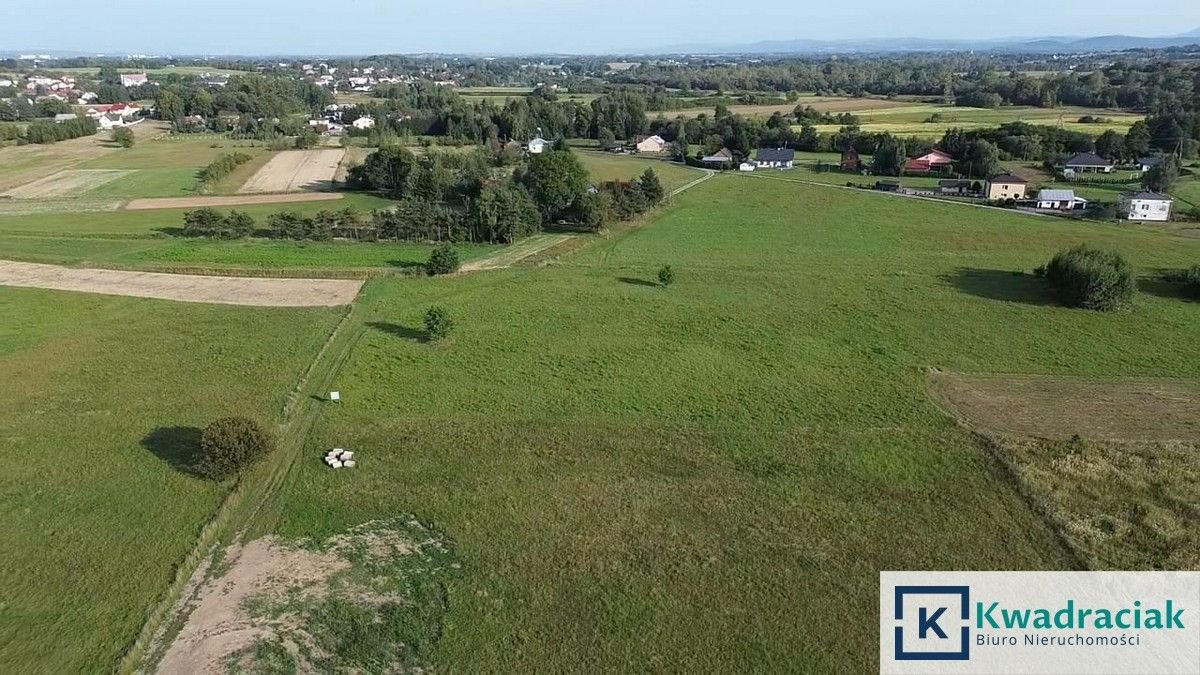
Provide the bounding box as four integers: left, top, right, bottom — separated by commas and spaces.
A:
575, 150, 701, 192
0, 289, 345, 672
806, 103, 1144, 138
262, 176, 1199, 670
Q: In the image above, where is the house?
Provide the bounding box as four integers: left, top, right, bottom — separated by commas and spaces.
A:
700, 147, 734, 165
738, 162, 756, 172
1120, 192, 1173, 222
904, 149, 954, 174
527, 136, 550, 154
635, 134, 668, 153
875, 180, 901, 193
840, 148, 861, 172
53, 113, 78, 123
937, 179, 974, 196
97, 113, 127, 130
1036, 189, 1088, 210
1136, 156, 1164, 173
984, 174, 1029, 201
755, 148, 795, 169
119, 73, 148, 87
351, 117, 375, 130
1062, 152, 1113, 174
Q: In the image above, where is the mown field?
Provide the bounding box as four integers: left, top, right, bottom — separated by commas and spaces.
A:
266, 176, 1200, 670
575, 150, 702, 192
806, 103, 1144, 137
0, 289, 346, 672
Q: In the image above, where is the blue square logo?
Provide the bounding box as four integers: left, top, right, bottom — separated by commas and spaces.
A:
894, 585, 971, 661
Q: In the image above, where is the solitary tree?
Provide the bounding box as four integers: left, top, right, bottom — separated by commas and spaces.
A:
872, 134, 906, 177
424, 305, 454, 341
195, 417, 274, 480
658, 265, 675, 287
1142, 155, 1181, 193
639, 169, 665, 204
113, 127, 135, 148
958, 139, 1001, 178
426, 244, 461, 276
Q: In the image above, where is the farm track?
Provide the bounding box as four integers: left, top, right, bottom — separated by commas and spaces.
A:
459, 234, 574, 272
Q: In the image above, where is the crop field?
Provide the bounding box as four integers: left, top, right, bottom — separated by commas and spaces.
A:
255, 176, 1199, 671
0, 288, 345, 672
805, 103, 1144, 137
2, 169, 133, 198
661, 95, 916, 119
239, 149, 345, 193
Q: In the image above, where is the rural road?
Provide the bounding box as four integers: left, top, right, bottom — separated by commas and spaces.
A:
0, 261, 363, 307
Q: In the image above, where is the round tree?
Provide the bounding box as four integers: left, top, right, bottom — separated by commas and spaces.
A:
1043, 245, 1136, 311
424, 305, 454, 341
426, 244, 461, 276
658, 264, 675, 287
196, 417, 274, 480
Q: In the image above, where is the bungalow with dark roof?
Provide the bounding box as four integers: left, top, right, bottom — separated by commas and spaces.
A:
1136, 156, 1164, 173
1062, 152, 1113, 174
755, 148, 795, 169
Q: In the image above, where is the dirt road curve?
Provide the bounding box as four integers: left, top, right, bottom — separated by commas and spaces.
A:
124, 193, 345, 211
0, 261, 363, 307
239, 149, 345, 193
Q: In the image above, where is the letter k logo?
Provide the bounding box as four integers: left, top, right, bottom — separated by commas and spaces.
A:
919, 606, 948, 639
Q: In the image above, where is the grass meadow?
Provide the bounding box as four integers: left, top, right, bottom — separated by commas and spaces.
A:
805, 103, 1143, 138
0, 289, 344, 672
266, 176, 1200, 670
575, 150, 701, 192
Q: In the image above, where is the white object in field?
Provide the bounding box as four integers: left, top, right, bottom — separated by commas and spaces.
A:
330, 391, 341, 401
329, 459, 343, 468
344, 460, 356, 468
340, 451, 354, 460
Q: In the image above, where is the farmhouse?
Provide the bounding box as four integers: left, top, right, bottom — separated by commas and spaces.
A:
1036, 189, 1088, 210
984, 173, 1029, 200
1062, 152, 1113, 174
755, 148, 795, 169
1136, 156, 1164, 172
841, 148, 861, 172
119, 73, 148, 87
351, 117, 375, 130
904, 149, 954, 174
635, 135, 668, 153
701, 147, 735, 166
527, 136, 550, 154
1119, 192, 1173, 222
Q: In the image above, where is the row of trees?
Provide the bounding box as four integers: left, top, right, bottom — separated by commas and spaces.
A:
22, 117, 97, 144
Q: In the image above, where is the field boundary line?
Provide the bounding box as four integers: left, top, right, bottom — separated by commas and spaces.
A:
119, 302, 366, 673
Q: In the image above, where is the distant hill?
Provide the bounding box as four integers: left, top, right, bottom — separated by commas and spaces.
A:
653, 30, 1200, 55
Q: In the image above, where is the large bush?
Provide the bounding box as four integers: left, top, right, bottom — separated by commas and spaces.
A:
425, 244, 460, 276
424, 306, 454, 341
1181, 264, 1200, 299
196, 417, 274, 480
1043, 245, 1136, 311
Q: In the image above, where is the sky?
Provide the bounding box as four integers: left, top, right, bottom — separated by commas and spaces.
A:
3, 1, 1199, 55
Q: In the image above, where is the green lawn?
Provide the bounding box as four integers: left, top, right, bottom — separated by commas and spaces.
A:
576, 150, 701, 192
0, 289, 344, 673
803, 103, 1144, 138
265, 176, 1200, 671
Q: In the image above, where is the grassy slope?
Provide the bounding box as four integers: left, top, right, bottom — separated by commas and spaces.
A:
576, 150, 700, 192
271, 178, 1199, 670
0, 289, 344, 673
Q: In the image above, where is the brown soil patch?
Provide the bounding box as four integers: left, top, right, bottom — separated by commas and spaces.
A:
155, 537, 349, 675
927, 370, 1200, 442
124, 192, 345, 211
3, 169, 133, 198
0, 261, 363, 307
238, 150, 345, 193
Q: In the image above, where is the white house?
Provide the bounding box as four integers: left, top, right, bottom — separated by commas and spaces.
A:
527, 136, 550, 154
97, 113, 126, 130
351, 117, 375, 130
738, 162, 756, 172
1036, 189, 1088, 210
635, 134, 668, 153
119, 73, 148, 87
1120, 192, 1173, 222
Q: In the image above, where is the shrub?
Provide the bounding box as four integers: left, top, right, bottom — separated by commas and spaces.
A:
425, 244, 460, 276
658, 265, 675, 287
195, 417, 274, 480
1180, 264, 1200, 299
1043, 245, 1136, 311
113, 127, 135, 148
424, 306, 454, 341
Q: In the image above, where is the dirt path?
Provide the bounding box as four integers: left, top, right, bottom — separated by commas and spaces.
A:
125, 192, 346, 211
239, 150, 345, 193
0, 261, 363, 307
459, 234, 573, 272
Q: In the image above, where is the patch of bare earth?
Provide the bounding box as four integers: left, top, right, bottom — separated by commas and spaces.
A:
155, 537, 349, 674
239, 150, 346, 193
926, 370, 1200, 442
153, 520, 456, 674
124, 192, 345, 211
0, 261, 363, 307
